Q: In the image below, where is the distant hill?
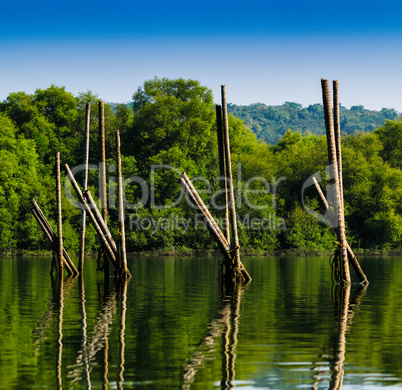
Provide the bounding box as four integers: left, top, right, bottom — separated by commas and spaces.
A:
228, 102, 400, 144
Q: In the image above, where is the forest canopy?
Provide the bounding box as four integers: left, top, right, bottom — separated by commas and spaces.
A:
1, 78, 402, 255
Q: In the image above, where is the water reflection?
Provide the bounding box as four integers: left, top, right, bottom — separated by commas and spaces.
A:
181, 282, 247, 389
310, 283, 367, 389
33, 272, 130, 389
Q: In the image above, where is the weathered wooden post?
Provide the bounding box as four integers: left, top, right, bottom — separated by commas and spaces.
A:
55, 152, 64, 276
31, 198, 78, 275
221, 85, 241, 278
321, 78, 350, 284
312, 178, 368, 284
333, 81, 344, 212
216, 104, 230, 243
65, 164, 118, 270
99, 101, 110, 279
79, 103, 91, 273
116, 130, 130, 278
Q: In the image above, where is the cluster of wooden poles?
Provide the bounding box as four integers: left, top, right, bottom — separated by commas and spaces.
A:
180, 85, 252, 284
30, 81, 367, 286
30, 102, 131, 279
316, 79, 368, 285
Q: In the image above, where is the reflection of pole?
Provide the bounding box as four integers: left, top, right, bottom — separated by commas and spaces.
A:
56, 276, 64, 389
117, 280, 128, 390
329, 284, 350, 390
79, 275, 91, 389
228, 285, 241, 387
181, 284, 246, 389
67, 287, 117, 384
329, 284, 368, 389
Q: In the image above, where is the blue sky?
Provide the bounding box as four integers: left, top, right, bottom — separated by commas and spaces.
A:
2, 0, 402, 111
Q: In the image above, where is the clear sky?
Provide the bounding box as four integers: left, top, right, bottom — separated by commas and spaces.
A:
2, 0, 402, 111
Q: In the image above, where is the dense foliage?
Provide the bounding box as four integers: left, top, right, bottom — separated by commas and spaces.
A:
1, 78, 402, 255
228, 101, 399, 144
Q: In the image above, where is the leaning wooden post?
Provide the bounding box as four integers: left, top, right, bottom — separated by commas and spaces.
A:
311, 178, 368, 284
65, 164, 118, 270
321, 79, 350, 284
221, 85, 241, 272
216, 104, 230, 244
116, 130, 130, 278
99, 101, 110, 279
79, 103, 91, 272
55, 152, 64, 276
31, 208, 74, 276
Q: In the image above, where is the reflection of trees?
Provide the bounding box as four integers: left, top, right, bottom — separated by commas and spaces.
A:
181, 283, 246, 389
312, 284, 367, 389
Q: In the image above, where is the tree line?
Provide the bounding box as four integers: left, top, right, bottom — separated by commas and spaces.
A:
1, 78, 401, 255
228, 101, 399, 144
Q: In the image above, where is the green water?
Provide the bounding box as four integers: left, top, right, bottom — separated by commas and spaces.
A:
0, 256, 401, 389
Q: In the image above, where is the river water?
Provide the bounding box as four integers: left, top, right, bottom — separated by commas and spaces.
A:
0, 255, 401, 389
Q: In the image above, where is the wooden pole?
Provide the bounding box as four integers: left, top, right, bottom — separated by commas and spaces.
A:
84, 190, 118, 257
99, 101, 110, 279
56, 152, 64, 276
181, 173, 251, 283
31, 208, 74, 276
30, 198, 78, 275
65, 164, 118, 270
180, 177, 230, 257
311, 179, 368, 284
216, 104, 230, 244
116, 130, 130, 278
321, 79, 351, 284
79, 103, 91, 273
333, 80, 344, 212
221, 85, 240, 269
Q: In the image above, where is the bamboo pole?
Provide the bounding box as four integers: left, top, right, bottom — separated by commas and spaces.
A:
333, 81, 344, 212
181, 173, 229, 249
311, 169, 367, 283
55, 152, 64, 276
79, 103, 91, 272
221, 85, 240, 268
216, 104, 230, 243
181, 174, 251, 283
321, 79, 351, 284
31, 208, 74, 276
99, 101, 110, 279
116, 130, 130, 278
84, 190, 118, 257
30, 198, 78, 275
64, 164, 118, 270
180, 177, 230, 257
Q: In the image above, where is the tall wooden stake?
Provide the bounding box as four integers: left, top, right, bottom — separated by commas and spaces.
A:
216, 104, 230, 244
56, 152, 64, 276
221, 85, 241, 272
321, 79, 351, 284
333, 80, 344, 212
99, 101, 110, 279
79, 103, 91, 273
116, 130, 130, 278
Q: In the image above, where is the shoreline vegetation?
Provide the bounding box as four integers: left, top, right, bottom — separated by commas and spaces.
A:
1, 78, 402, 256
2, 247, 402, 258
